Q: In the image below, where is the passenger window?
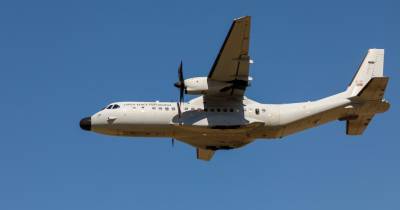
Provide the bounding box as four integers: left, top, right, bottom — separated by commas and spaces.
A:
262, 108, 266, 112
217, 108, 221, 112
172, 107, 176, 111
223, 108, 227, 112
158, 107, 162, 110
229, 108, 234, 112
152, 107, 156, 110
255, 108, 260, 115
204, 108, 208, 112
165, 107, 169, 111
210, 108, 214, 112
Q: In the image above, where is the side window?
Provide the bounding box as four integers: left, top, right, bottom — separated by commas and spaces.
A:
255, 108, 260, 115
165, 107, 169, 111
172, 107, 176, 111
152, 107, 156, 110
158, 107, 162, 110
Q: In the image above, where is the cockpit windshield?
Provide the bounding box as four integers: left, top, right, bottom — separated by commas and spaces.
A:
103, 104, 120, 110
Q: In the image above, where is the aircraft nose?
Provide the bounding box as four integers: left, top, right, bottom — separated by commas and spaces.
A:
79, 117, 91, 131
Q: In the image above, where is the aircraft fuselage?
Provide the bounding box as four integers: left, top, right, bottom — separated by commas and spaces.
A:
80, 93, 389, 150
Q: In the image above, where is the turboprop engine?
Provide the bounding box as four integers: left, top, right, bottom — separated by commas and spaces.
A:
174, 76, 252, 95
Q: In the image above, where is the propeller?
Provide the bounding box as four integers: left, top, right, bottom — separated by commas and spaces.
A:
171, 138, 175, 147
174, 61, 186, 103
174, 61, 185, 120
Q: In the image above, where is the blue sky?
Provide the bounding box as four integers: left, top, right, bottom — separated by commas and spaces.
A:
0, 0, 399, 209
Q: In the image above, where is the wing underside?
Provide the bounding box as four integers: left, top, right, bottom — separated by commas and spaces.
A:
208, 16, 251, 96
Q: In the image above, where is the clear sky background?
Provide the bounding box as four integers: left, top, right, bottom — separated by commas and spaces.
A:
0, 0, 399, 209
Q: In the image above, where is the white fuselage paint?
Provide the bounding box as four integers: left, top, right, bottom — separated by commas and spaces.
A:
87, 89, 387, 149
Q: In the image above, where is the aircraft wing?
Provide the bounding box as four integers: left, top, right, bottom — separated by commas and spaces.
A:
208, 16, 251, 96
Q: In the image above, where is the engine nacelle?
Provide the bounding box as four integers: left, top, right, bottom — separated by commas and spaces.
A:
179, 77, 252, 95
182, 77, 209, 94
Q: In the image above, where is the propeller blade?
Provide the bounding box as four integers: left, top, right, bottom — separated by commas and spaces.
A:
171, 138, 175, 147
179, 86, 184, 103
178, 61, 184, 85
177, 102, 182, 118
174, 61, 185, 89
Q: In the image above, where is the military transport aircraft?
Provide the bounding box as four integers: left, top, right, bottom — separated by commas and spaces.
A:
80, 16, 390, 161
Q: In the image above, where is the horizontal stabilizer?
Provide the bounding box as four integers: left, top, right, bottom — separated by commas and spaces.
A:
356, 77, 389, 100
346, 115, 375, 135
346, 77, 389, 135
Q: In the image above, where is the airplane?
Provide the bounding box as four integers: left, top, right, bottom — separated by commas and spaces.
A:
79, 16, 390, 161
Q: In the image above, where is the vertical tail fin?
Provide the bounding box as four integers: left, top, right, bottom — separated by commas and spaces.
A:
348, 49, 384, 96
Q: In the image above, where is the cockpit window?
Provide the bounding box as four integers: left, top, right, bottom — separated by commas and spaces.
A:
112, 104, 120, 109
106, 105, 113, 109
